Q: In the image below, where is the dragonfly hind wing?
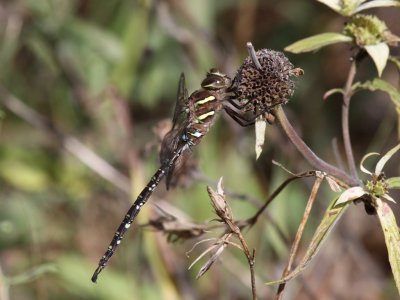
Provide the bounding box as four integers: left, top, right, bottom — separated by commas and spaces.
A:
171, 73, 189, 130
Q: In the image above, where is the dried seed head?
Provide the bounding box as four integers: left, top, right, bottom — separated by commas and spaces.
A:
232, 49, 302, 115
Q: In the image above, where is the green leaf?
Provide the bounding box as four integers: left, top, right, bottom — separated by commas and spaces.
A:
376, 144, 400, 174
355, 0, 400, 13
388, 177, 400, 189
265, 198, 349, 285
365, 43, 390, 77
397, 107, 400, 140
353, 78, 400, 107
376, 198, 400, 295
389, 56, 400, 71
285, 33, 352, 53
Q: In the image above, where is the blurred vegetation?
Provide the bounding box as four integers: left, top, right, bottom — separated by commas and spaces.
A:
0, 0, 399, 299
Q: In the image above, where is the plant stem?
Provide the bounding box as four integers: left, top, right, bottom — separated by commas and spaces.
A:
275, 107, 359, 186
275, 174, 323, 300
342, 61, 358, 179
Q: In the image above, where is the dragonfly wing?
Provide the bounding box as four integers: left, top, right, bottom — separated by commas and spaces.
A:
160, 73, 190, 189
160, 121, 192, 190
165, 150, 192, 189
171, 73, 189, 130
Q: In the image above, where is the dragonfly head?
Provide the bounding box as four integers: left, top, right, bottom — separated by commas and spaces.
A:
201, 69, 231, 91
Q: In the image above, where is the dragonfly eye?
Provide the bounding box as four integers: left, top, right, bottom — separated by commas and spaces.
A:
201, 74, 226, 90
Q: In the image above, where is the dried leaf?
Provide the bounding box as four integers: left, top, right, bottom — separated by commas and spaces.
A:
285, 33, 352, 53
207, 185, 232, 221
325, 176, 342, 193
266, 197, 350, 285
255, 118, 266, 159
335, 186, 365, 206
196, 243, 227, 279
376, 198, 400, 295
217, 177, 225, 196
364, 43, 390, 77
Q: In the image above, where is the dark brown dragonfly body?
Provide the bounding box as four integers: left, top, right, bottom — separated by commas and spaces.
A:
91, 69, 232, 282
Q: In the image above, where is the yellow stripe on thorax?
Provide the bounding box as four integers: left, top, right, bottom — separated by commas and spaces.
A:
197, 111, 215, 121
195, 95, 215, 106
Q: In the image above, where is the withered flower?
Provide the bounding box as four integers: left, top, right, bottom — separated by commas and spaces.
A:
232, 48, 303, 117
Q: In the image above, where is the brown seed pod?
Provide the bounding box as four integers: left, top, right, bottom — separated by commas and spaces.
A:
232, 49, 302, 116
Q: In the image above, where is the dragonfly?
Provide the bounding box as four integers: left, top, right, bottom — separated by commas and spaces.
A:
91, 69, 239, 282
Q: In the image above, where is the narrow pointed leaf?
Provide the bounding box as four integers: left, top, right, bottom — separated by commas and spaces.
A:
266, 198, 349, 285
355, 0, 400, 13
285, 33, 352, 53
360, 152, 380, 175
376, 198, 400, 295
326, 176, 342, 193
389, 56, 400, 72
255, 118, 266, 159
397, 107, 400, 140
365, 43, 390, 77
382, 194, 397, 203
387, 177, 400, 189
375, 144, 400, 174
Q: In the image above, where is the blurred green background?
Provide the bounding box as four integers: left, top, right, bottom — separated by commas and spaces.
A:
0, 0, 399, 299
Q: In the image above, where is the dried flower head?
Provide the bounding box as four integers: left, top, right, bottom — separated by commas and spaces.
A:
232, 49, 302, 116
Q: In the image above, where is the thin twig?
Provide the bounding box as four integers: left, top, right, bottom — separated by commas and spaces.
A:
225, 217, 257, 300
0, 84, 131, 194
342, 61, 358, 179
207, 183, 257, 300
275, 107, 359, 186
275, 173, 324, 300
221, 252, 267, 297
245, 171, 316, 227
247, 42, 262, 70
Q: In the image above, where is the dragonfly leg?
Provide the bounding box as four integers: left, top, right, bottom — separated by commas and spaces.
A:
227, 97, 253, 110
224, 106, 256, 127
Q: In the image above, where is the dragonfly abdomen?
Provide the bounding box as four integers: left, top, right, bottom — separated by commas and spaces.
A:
91, 147, 188, 282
